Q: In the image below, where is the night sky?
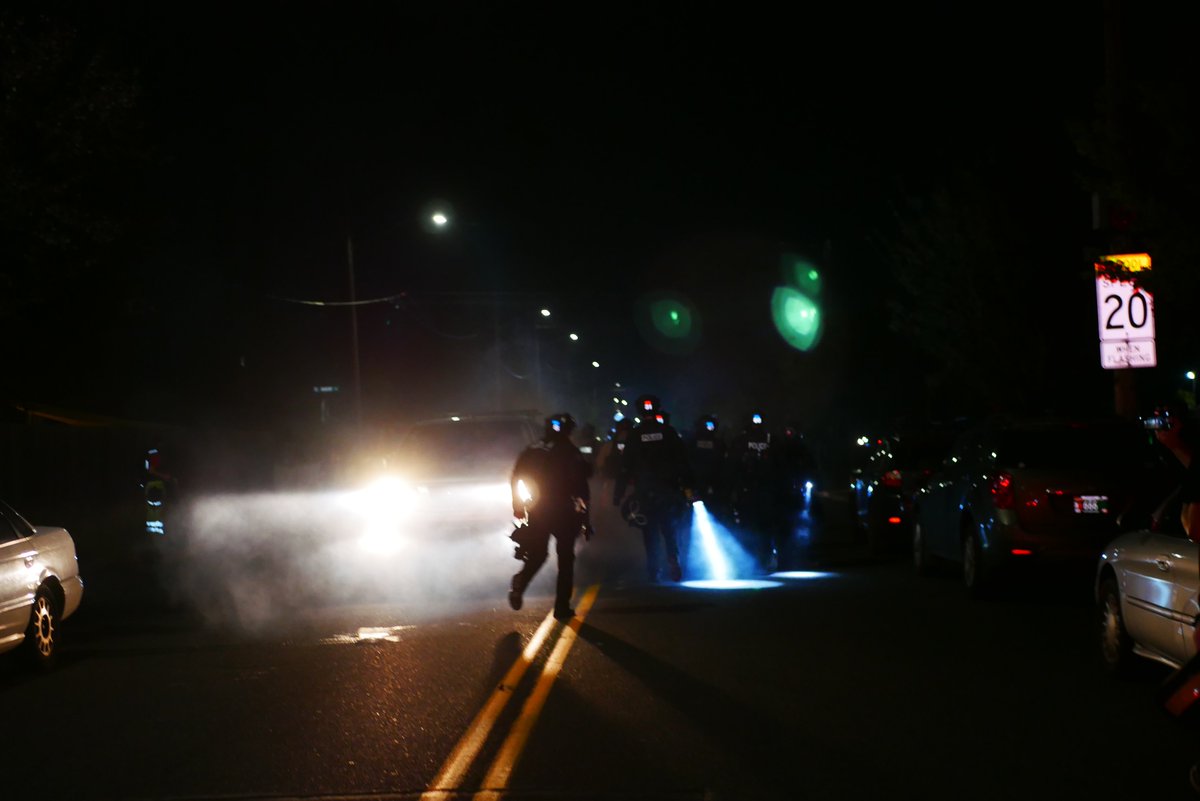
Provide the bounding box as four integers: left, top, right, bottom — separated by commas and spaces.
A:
5, 2, 1190, 440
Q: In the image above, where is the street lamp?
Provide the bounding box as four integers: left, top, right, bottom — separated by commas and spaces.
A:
540, 308, 551, 318
569, 333, 579, 341
423, 200, 454, 232
591, 361, 600, 368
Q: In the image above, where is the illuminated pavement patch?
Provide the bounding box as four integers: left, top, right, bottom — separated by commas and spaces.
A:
770, 571, 836, 580
680, 579, 783, 590
320, 625, 416, 645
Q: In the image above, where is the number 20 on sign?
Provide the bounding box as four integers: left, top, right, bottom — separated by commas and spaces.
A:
1095, 253, 1156, 370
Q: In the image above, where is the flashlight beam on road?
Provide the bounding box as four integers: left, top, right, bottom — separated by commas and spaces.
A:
683, 501, 783, 590
691, 501, 731, 582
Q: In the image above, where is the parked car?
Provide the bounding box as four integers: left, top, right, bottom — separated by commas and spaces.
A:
849, 425, 961, 555
1095, 516, 1197, 674
911, 418, 1158, 594
0, 498, 84, 667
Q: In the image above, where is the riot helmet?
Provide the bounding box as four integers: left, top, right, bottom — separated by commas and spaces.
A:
545, 413, 577, 438
636, 394, 662, 414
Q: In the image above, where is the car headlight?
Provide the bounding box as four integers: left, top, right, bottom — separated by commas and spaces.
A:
347, 477, 417, 555
356, 476, 417, 524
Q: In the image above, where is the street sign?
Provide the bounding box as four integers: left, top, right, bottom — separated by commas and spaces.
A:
1099, 340, 1156, 369
1095, 253, 1156, 370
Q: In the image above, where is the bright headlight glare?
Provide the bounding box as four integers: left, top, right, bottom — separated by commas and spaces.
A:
460, 481, 512, 505
358, 526, 407, 555
356, 476, 416, 524
516, 479, 534, 504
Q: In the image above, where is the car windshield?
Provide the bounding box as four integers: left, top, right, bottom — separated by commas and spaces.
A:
996, 426, 1153, 471
399, 420, 530, 480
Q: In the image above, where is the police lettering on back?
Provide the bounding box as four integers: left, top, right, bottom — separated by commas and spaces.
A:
613, 395, 693, 583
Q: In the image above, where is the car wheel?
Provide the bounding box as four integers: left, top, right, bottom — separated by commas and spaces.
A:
1098, 577, 1136, 676
23, 588, 59, 669
913, 519, 935, 575
962, 526, 990, 597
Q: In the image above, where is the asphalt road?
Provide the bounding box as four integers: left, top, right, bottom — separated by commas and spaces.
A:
3, 493, 1198, 800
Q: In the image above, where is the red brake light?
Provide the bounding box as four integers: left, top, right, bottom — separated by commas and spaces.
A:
882, 470, 903, 489
991, 472, 1014, 510
887, 516, 903, 525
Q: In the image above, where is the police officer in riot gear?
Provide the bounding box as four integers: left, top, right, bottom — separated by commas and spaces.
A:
731, 411, 780, 570
614, 395, 693, 582
775, 424, 816, 508
509, 413, 593, 621
142, 444, 177, 536
773, 423, 817, 565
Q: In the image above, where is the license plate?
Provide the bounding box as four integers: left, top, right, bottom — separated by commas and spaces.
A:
1073, 495, 1109, 514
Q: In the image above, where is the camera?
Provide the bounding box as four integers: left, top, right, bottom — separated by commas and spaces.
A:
1143, 410, 1172, 430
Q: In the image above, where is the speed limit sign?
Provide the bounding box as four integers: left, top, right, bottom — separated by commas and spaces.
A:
1095, 253, 1156, 369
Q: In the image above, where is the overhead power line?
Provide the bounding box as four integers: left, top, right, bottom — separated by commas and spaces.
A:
267, 292, 407, 308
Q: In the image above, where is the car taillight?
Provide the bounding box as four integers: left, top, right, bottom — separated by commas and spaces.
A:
882, 470, 903, 489
991, 472, 1014, 510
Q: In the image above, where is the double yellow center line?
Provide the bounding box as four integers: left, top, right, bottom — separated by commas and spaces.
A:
421, 584, 600, 800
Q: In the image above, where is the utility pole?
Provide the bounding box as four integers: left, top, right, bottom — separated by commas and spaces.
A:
1102, 0, 1137, 419
347, 235, 362, 424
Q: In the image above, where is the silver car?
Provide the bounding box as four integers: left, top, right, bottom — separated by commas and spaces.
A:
0, 499, 84, 667
1096, 522, 1198, 673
